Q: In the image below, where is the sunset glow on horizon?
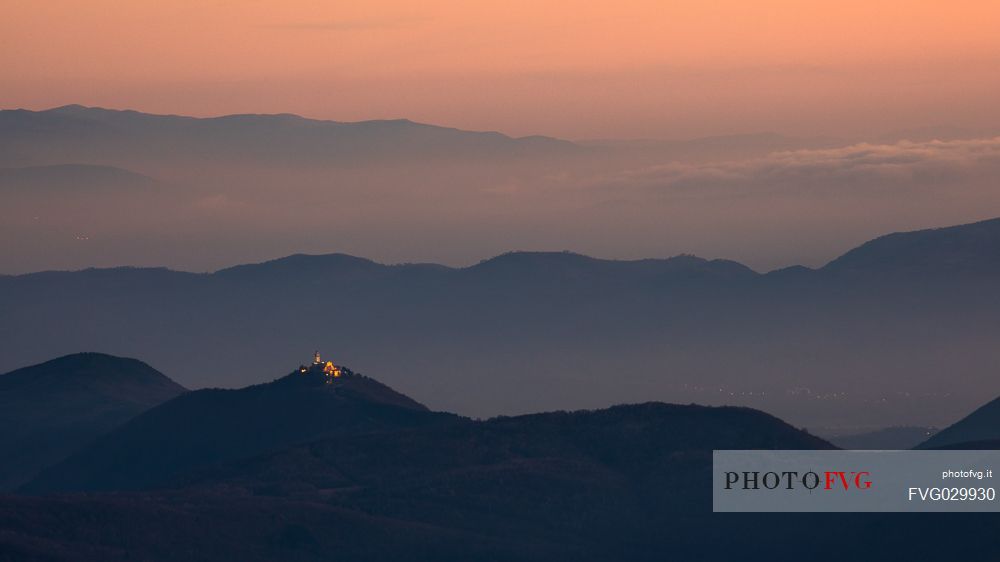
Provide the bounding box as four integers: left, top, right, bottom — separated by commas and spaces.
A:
3, 0, 1000, 139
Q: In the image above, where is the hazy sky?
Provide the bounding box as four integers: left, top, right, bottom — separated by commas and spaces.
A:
3, 0, 999, 139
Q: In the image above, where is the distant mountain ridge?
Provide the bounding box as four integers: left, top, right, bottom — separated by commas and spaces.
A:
0, 105, 580, 168
823, 217, 1000, 274
4, 217, 1000, 427
211, 250, 758, 284
8, 216, 1000, 279
0, 251, 763, 290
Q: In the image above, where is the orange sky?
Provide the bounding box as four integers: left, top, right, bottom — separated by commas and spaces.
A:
3, 0, 999, 139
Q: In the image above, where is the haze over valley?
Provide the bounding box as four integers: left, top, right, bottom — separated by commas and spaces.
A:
3, 105, 1000, 275
4, 215, 1000, 430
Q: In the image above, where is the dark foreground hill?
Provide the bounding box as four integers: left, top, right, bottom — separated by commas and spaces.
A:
0, 353, 185, 491
7, 358, 1000, 560
5, 396, 1000, 561
22, 364, 453, 493
184, 403, 832, 521
4, 387, 838, 561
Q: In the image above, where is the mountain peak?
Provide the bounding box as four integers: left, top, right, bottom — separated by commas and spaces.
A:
465, 251, 757, 282
824, 217, 1000, 274
22, 356, 446, 493
43, 104, 146, 119
47, 103, 90, 113
918, 395, 1000, 449
470, 250, 596, 269
37, 350, 145, 368
280, 351, 429, 411
0, 352, 185, 395
0, 353, 186, 490
213, 253, 384, 280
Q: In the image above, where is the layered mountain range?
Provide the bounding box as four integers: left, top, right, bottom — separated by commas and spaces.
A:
4, 218, 1000, 428
0, 352, 827, 560
10, 105, 995, 278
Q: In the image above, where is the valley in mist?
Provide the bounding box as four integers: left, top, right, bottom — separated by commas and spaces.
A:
4, 106, 1000, 431
5, 217, 1000, 431
3, 105, 1000, 275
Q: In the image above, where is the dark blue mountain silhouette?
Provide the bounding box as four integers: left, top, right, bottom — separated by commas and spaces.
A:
918, 395, 1000, 448
0, 353, 185, 490
823, 217, 1000, 274
22, 364, 451, 493
7, 356, 1000, 560
3, 217, 1000, 429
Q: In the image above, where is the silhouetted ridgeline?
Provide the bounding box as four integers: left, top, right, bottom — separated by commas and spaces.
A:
22, 364, 449, 493
4, 218, 1000, 429
0, 353, 185, 490
0, 105, 580, 168
822, 217, 1000, 275
918, 394, 1000, 449
1, 352, 834, 560
4, 353, 1000, 560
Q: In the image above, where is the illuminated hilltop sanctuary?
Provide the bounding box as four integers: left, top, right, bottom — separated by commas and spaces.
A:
298, 351, 344, 383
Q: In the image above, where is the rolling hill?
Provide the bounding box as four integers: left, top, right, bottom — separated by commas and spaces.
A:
22, 363, 454, 493
4, 358, 842, 560
917, 394, 1000, 449
0, 353, 186, 490
6, 353, 1000, 560
823, 217, 1000, 275
4, 217, 1000, 429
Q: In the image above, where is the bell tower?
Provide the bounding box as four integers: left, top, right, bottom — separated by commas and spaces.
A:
313, 351, 321, 365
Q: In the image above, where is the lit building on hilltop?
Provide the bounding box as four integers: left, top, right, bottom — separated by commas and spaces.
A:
299, 352, 344, 383
323, 361, 342, 381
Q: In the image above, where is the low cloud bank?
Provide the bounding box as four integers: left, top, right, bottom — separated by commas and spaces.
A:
604, 137, 1000, 196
